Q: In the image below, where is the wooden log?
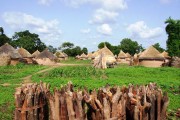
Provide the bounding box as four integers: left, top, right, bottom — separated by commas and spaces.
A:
103, 95, 111, 120
27, 88, 34, 120
54, 89, 60, 120
65, 91, 75, 120
161, 92, 169, 120
157, 90, 162, 120
111, 87, 122, 118
14, 88, 22, 120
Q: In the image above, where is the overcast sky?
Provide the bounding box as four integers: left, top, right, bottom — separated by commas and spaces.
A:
0, 0, 180, 52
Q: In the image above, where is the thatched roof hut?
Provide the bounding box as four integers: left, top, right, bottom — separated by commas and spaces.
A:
0, 53, 11, 66
139, 46, 165, 67
55, 51, 68, 60
0, 43, 21, 65
32, 50, 40, 58
18, 47, 32, 58
126, 53, 131, 58
118, 50, 127, 59
0, 43, 21, 59
79, 53, 88, 60
161, 51, 170, 59
35, 49, 57, 65
92, 46, 114, 58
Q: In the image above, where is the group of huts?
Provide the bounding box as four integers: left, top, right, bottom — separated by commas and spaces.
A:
75, 45, 174, 68
0, 43, 68, 66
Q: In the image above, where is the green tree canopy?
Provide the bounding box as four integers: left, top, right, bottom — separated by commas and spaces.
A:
11, 30, 46, 53
0, 27, 11, 46
48, 45, 57, 53
98, 42, 112, 50
153, 43, 165, 53
165, 17, 180, 57
82, 47, 88, 54
119, 38, 143, 55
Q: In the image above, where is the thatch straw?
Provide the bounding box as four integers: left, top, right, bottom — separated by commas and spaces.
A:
92, 46, 114, 58
80, 53, 87, 58
55, 51, 65, 58
0, 53, 11, 66
32, 50, 40, 58
18, 47, 32, 58
35, 49, 57, 60
118, 50, 127, 58
126, 52, 131, 58
161, 51, 170, 58
139, 46, 164, 60
0, 43, 22, 59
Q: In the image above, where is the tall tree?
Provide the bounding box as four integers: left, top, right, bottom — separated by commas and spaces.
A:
11, 30, 46, 53
165, 17, 180, 57
59, 42, 74, 50
120, 38, 143, 55
82, 47, 88, 54
153, 43, 165, 52
0, 27, 11, 46
98, 42, 112, 50
48, 45, 57, 53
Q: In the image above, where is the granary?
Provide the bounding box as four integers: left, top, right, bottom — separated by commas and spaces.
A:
125, 52, 132, 61
132, 53, 139, 66
161, 51, 171, 63
55, 51, 67, 61
93, 46, 116, 69
0, 43, 22, 65
117, 50, 128, 64
18, 47, 34, 64
32, 50, 40, 58
87, 52, 93, 60
138, 46, 165, 67
35, 49, 57, 65
75, 55, 80, 59
79, 53, 88, 60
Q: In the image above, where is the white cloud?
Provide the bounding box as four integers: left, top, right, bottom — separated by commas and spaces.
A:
63, 0, 127, 10
2, 12, 62, 46
97, 23, 112, 36
127, 21, 163, 39
81, 28, 91, 34
89, 9, 119, 24
38, 0, 53, 5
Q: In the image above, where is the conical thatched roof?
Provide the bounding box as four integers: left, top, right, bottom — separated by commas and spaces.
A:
18, 47, 32, 58
35, 49, 57, 60
0, 43, 21, 59
126, 53, 131, 58
80, 53, 87, 58
139, 46, 164, 60
161, 51, 170, 58
32, 50, 40, 58
118, 50, 127, 58
92, 46, 114, 58
55, 51, 65, 58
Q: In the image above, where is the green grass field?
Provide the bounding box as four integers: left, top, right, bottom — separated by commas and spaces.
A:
0, 62, 179, 119
60, 57, 92, 64
0, 64, 47, 119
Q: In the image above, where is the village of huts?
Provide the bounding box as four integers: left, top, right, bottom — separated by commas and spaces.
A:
0, 43, 179, 68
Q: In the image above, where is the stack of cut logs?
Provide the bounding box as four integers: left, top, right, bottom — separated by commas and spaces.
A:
14, 82, 169, 120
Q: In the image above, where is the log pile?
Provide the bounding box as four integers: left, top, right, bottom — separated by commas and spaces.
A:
14, 82, 169, 120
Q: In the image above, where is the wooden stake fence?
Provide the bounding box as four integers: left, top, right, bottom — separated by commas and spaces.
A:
14, 82, 170, 120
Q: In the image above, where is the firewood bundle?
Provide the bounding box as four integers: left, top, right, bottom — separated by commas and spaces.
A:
14, 82, 49, 120
14, 82, 169, 120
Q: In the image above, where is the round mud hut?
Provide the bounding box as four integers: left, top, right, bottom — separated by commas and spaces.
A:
117, 50, 128, 63
18, 47, 34, 64
35, 49, 57, 65
138, 46, 165, 67
0, 43, 22, 65
79, 53, 88, 60
55, 51, 67, 61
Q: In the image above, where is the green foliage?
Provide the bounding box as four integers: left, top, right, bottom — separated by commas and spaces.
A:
165, 17, 180, 57
60, 57, 91, 64
120, 38, 143, 55
32, 65, 180, 111
82, 47, 88, 54
59, 42, 88, 56
0, 27, 11, 46
153, 43, 165, 52
98, 42, 112, 50
11, 30, 46, 53
0, 64, 47, 119
48, 45, 57, 53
